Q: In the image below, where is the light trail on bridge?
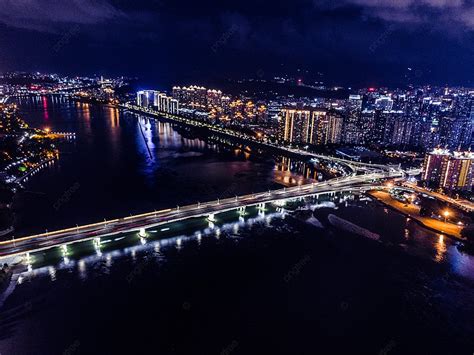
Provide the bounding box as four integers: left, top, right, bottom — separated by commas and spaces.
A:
0, 171, 404, 259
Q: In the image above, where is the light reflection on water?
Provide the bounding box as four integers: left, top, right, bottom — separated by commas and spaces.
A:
2, 192, 474, 355
19, 209, 284, 284
14, 95, 324, 236
435, 234, 447, 263
11, 194, 474, 287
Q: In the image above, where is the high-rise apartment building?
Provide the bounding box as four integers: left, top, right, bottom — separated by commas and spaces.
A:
422, 149, 474, 191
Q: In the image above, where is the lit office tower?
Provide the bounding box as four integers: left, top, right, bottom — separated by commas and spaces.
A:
343, 95, 363, 144
442, 151, 474, 191
422, 148, 451, 187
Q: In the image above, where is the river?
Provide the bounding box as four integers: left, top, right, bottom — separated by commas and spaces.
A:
0, 96, 473, 355
12, 96, 317, 237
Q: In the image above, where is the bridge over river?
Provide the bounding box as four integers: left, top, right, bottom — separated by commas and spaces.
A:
0, 171, 407, 259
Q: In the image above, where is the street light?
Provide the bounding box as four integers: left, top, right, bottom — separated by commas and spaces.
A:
443, 210, 450, 223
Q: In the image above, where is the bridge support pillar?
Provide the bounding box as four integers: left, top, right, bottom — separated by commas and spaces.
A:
238, 206, 246, 216
274, 199, 285, 207
208, 213, 216, 222
93, 238, 102, 255
25, 252, 32, 268
257, 202, 265, 211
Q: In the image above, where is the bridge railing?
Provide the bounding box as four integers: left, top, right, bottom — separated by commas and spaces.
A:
0, 172, 395, 249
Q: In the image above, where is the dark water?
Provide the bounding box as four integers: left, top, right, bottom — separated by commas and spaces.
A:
1, 96, 473, 355
1, 196, 474, 355
12, 96, 313, 236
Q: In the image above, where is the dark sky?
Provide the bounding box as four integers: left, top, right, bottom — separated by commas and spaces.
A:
0, 0, 473, 88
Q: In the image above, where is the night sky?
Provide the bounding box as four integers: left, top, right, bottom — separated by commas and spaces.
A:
0, 0, 473, 87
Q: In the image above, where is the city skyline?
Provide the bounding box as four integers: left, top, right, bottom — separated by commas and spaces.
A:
0, 0, 472, 87
0, 2, 474, 354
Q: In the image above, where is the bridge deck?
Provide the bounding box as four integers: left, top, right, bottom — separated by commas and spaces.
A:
0, 172, 398, 258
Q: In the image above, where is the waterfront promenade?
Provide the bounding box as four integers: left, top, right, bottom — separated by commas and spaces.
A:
369, 190, 463, 239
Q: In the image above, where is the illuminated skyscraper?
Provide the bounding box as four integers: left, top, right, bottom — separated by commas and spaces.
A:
442, 151, 474, 191
422, 149, 474, 191
422, 148, 451, 187
137, 90, 160, 108
278, 108, 330, 145
279, 108, 311, 143
326, 112, 343, 144
137, 90, 150, 107
157, 93, 179, 114
310, 110, 328, 145
343, 95, 363, 144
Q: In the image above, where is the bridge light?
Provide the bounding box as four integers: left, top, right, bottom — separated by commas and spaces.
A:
443, 210, 450, 223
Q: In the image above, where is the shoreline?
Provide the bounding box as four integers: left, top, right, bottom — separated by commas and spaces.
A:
368, 190, 464, 241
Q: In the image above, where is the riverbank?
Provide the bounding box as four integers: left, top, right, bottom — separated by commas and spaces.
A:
368, 190, 463, 239
123, 104, 350, 176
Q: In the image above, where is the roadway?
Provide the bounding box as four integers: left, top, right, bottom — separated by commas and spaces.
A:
401, 181, 474, 213
369, 190, 463, 238
0, 171, 401, 258
123, 104, 408, 174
